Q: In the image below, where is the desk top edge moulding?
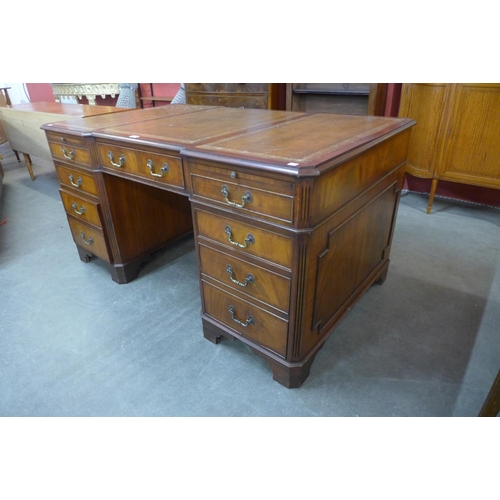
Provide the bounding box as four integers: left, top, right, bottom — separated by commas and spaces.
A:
41, 105, 415, 388
51, 83, 120, 105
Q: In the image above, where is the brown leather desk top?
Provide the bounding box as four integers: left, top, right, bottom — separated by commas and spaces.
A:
43, 105, 414, 175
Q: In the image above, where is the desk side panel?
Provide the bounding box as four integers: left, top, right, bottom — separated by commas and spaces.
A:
290, 134, 409, 361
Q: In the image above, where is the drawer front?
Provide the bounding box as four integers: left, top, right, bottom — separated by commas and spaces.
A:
196, 209, 293, 269
185, 83, 269, 94
202, 281, 288, 357
49, 141, 91, 166
60, 190, 102, 228
67, 218, 110, 262
190, 168, 294, 223
56, 164, 99, 197
99, 143, 185, 188
45, 131, 87, 148
186, 94, 268, 109
199, 244, 291, 313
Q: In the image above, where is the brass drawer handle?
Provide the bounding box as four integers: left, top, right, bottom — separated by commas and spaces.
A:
80, 231, 94, 245
71, 202, 86, 216
224, 225, 254, 248
107, 151, 125, 168
228, 305, 255, 327
226, 264, 254, 287
61, 146, 75, 160
221, 185, 252, 208
147, 159, 169, 178
68, 173, 82, 188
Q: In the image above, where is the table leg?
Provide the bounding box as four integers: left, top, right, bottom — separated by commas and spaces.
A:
22, 153, 35, 181
427, 178, 439, 214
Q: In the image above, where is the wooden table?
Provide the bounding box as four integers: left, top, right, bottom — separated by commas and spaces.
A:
0, 102, 126, 180
41, 105, 415, 388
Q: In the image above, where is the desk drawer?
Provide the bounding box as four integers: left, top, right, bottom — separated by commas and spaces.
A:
199, 244, 290, 313
67, 218, 110, 262
60, 190, 102, 228
49, 141, 91, 166
45, 131, 87, 148
202, 281, 288, 357
99, 143, 185, 189
56, 164, 99, 197
190, 163, 294, 223
195, 209, 293, 270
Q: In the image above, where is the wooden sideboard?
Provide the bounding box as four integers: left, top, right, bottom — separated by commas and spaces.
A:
42, 106, 414, 388
398, 83, 500, 213
185, 84, 285, 109
0, 102, 126, 180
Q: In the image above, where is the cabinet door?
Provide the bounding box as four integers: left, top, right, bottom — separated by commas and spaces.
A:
398, 83, 450, 179
439, 83, 500, 189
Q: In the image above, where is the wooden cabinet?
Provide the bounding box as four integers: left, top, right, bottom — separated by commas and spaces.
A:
185, 83, 284, 109
398, 83, 500, 213
286, 83, 388, 115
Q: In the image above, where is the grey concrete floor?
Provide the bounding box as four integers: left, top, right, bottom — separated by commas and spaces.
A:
1, 141, 499, 417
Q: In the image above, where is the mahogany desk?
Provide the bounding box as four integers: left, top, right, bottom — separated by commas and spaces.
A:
42, 105, 415, 388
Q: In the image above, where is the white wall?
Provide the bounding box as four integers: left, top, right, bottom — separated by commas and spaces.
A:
0, 83, 32, 105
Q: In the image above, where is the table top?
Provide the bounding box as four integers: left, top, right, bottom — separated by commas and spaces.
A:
4, 101, 127, 117
42, 105, 415, 175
